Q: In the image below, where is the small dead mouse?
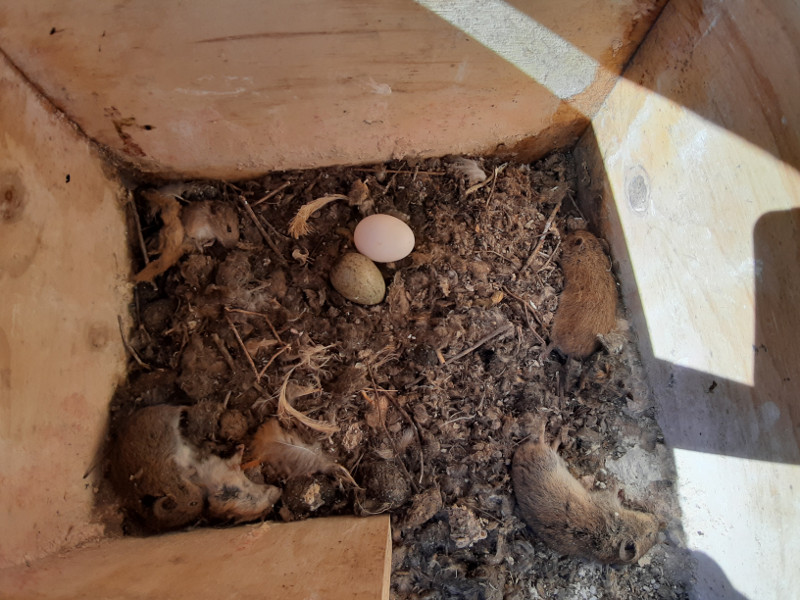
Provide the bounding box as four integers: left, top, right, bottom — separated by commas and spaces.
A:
109, 404, 280, 531
181, 200, 239, 249
550, 230, 617, 359
512, 423, 661, 564
133, 185, 240, 283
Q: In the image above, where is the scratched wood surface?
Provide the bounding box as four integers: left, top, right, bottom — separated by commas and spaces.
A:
0, 0, 665, 178
575, 1, 800, 598
0, 517, 392, 600
0, 52, 130, 570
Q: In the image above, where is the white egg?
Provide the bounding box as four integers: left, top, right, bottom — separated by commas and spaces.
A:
354, 214, 415, 263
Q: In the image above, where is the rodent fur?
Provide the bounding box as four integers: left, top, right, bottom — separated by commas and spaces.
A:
108, 404, 279, 531
550, 230, 617, 358
512, 424, 661, 564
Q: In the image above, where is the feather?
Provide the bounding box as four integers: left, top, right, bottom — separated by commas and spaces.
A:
277, 370, 337, 434
398, 427, 417, 452
288, 194, 348, 238
247, 420, 357, 485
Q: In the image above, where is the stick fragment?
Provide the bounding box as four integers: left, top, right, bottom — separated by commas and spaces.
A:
226, 307, 284, 345
226, 315, 261, 382
117, 315, 151, 370
520, 200, 561, 273
537, 239, 562, 274
405, 324, 514, 388
128, 193, 149, 266
251, 181, 292, 207
238, 196, 287, 265
258, 346, 289, 380
353, 168, 446, 176
465, 163, 506, 197
211, 332, 237, 373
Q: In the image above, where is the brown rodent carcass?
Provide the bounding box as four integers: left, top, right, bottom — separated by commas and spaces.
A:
108, 404, 280, 531
512, 423, 662, 564
550, 229, 617, 359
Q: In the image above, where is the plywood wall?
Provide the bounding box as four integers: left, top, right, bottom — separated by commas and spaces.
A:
0, 517, 391, 600
0, 56, 131, 567
575, 1, 800, 598
0, 0, 665, 179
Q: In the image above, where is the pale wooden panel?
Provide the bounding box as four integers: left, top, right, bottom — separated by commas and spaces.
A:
578, 0, 800, 462
0, 55, 130, 568
576, 1, 800, 598
0, 0, 664, 179
0, 517, 392, 600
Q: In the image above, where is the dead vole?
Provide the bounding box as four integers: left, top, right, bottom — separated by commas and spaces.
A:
512, 423, 661, 564
181, 200, 239, 249
550, 230, 617, 358
109, 405, 280, 531
133, 186, 240, 283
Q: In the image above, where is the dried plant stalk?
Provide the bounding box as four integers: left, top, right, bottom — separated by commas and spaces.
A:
288, 194, 348, 238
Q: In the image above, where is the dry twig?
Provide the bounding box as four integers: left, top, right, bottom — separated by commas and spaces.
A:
466, 163, 507, 197
502, 287, 547, 346
238, 195, 287, 265
354, 168, 446, 176
445, 324, 515, 364
484, 165, 502, 206
521, 200, 562, 273
251, 181, 292, 207
405, 324, 514, 388
368, 367, 426, 487
388, 393, 425, 487
537, 239, 562, 274
117, 315, 151, 370
226, 307, 285, 345
257, 346, 289, 380
211, 332, 237, 373
225, 315, 261, 382
128, 193, 149, 266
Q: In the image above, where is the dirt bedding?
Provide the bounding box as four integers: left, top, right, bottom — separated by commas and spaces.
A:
107, 152, 691, 599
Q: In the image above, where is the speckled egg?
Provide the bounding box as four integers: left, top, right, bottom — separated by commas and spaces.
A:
354, 214, 415, 263
330, 253, 386, 305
